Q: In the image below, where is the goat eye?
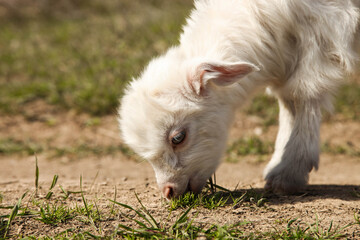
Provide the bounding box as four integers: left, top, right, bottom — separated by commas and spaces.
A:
171, 130, 186, 145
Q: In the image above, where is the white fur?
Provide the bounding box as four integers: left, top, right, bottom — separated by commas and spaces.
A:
119, 0, 359, 197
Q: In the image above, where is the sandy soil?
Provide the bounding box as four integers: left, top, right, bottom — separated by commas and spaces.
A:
0, 102, 359, 237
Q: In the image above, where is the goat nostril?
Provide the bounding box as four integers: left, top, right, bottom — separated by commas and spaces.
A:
163, 185, 174, 199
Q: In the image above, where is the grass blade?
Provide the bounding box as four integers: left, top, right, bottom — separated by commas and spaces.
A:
120, 213, 149, 229
35, 156, 39, 195
110, 186, 117, 215
109, 200, 154, 228
213, 173, 217, 192
59, 185, 82, 200
60, 185, 69, 200
208, 177, 214, 193
210, 184, 230, 192
45, 175, 59, 200
45, 192, 53, 200
49, 175, 59, 190
90, 171, 99, 193
135, 192, 159, 229
117, 224, 163, 238
173, 204, 195, 227
111, 199, 156, 229
84, 231, 102, 239
80, 175, 90, 217
4, 192, 27, 238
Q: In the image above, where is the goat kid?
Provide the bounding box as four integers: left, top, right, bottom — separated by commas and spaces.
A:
119, 0, 359, 199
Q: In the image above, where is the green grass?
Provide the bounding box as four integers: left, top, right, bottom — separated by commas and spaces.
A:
169, 181, 266, 211
260, 217, 355, 240
111, 197, 251, 239
1, 192, 28, 239
225, 136, 360, 163
0, 137, 136, 159
0, 138, 43, 155
0, 0, 193, 116
51, 143, 135, 159
246, 94, 279, 127
355, 212, 360, 225
36, 202, 75, 225
226, 136, 274, 162
334, 83, 360, 120
1, 189, 357, 239
322, 141, 360, 157
0, 177, 358, 239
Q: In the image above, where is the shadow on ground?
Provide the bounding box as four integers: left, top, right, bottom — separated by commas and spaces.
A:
206, 184, 360, 207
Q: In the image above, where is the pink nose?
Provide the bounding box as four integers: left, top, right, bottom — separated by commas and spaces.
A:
163, 184, 175, 199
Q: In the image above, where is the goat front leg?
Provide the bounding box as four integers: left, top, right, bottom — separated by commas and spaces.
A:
264, 97, 321, 194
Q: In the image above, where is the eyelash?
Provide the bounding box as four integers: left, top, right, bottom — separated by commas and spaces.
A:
169, 129, 187, 146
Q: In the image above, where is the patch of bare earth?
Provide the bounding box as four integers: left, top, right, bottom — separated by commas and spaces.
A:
0, 101, 359, 237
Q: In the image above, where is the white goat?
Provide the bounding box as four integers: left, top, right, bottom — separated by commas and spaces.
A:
119, 0, 359, 199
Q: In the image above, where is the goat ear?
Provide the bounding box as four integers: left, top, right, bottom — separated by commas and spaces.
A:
188, 61, 259, 95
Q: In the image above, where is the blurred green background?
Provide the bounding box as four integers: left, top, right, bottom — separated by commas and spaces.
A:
0, 0, 193, 115
0, 0, 359, 118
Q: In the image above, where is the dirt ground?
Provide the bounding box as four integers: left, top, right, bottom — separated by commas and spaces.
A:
0, 100, 359, 238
